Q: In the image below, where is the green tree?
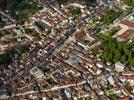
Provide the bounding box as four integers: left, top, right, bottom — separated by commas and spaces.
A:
107, 53, 113, 61
98, 20, 134, 67
92, 48, 98, 56
0, 53, 12, 66
57, 0, 67, 5
25, 28, 33, 34
106, 83, 113, 90
103, 9, 122, 25
121, 55, 126, 63
85, 96, 92, 100
129, 58, 134, 67
85, 0, 97, 6
0, 21, 6, 28
122, 0, 134, 7
107, 94, 116, 100
6, 0, 43, 25
114, 50, 121, 61
125, 81, 133, 92
68, 6, 82, 16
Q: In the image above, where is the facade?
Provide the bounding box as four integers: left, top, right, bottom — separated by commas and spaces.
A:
117, 15, 134, 41
117, 30, 134, 41
30, 66, 45, 80
115, 62, 126, 72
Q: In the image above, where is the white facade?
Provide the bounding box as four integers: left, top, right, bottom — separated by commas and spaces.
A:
30, 66, 45, 80
115, 62, 126, 72
108, 76, 115, 85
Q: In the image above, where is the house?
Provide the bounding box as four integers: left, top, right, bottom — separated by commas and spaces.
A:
96, 61, 104, 68
117, 30, 134, 41
116, 15, 134, 41
122, 69, 134, 76
119, 96, 130, 100
107, 75, 115, 86
30, 66, 45, 80
66, 55, 80, 65
64, 88, 72, 98
114, 62, 126, 72
0, 91, 9, 100
120, 20, 134, 29
126, 76, 134, 86
34, 21, 45, 31
119, 76, 134, 86
120, 15, 134, 29
94, 68, 102, 75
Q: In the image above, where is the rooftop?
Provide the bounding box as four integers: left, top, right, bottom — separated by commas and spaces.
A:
30, 66, 45, 80
118, 30, 134, 40
115, 62, 126, 68
120, 15, 134, 28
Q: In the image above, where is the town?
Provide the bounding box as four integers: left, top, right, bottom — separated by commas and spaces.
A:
0, 0, 134, 100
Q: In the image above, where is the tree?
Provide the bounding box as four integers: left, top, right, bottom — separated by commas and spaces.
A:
114, 50, 121, 61
107, 53, 113, 61
4, 0, 43, 25
108, 26, 121, 36
85, 96, 92, 100
92, 48, 98, 56
100, 34, 134, 67
107, 94, 116, 100
57, 0, 67, 5
0, 21, 6, 28
68, 6, 82, 16
0, 53, 12, 66
127, 52, 132, 65
11, 37, 17, 43
125, 81, 133, 92
103, 9, 122, 25
85, 0, 97, 6
0, 17, 2, 22
25, 28, 33, 34
122, 0, 134, 7
129, 58, 134, 67
106, 83, 113, 90
121, 55, 126, 63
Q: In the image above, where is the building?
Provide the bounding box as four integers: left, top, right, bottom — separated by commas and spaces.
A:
66, 55, 80, 65
126, 76, 134, 86
107, 75, 115, 85
116, 14, 134, 41
96, 61, 104, 68
30, 66, 45, 80
34, 21, 45, 31
120, 16, 134, 30
115, 62, 126, 72
119, 96, 130, 100
117, 30, 134, 41
0, 91, 9, 100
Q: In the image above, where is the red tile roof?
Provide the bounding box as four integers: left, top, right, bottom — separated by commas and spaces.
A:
118, 30, 134, 40
120, 20, 134, 28
119, 96, 130, 100
75, 28, 86, 40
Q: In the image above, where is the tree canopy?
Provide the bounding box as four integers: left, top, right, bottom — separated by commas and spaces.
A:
103, 9, 122, 25
122, 0, 134, 7
0, 53, 12, 66
68, 6, 82, 16
85, 0, 97, 6
99, 35, 134, 67
57, 0, 67, 5
0, 0, 43, 25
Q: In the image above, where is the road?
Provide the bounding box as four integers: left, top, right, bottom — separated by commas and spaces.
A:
0, 24, 16, 31
0, 11, 16, 23
88, 41, 101, 50
10, 80, 86, 97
